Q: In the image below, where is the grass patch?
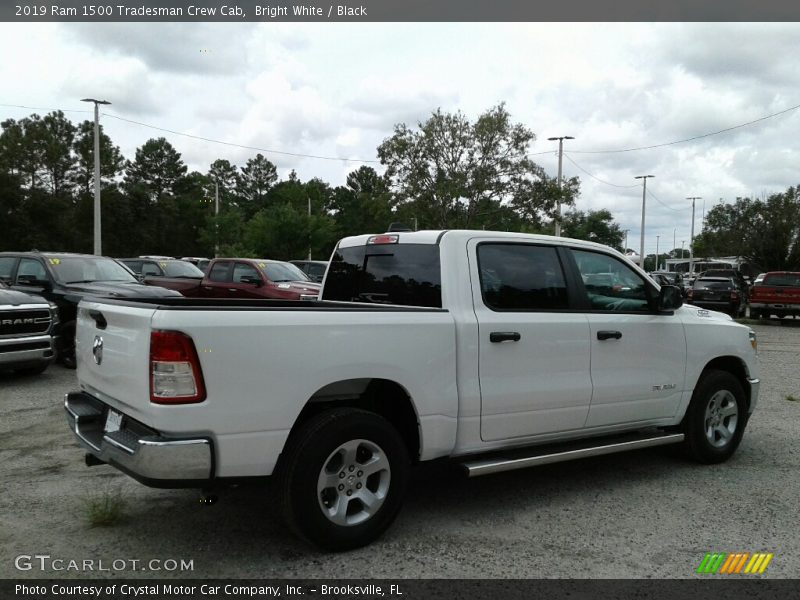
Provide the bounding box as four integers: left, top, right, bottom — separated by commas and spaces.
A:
786, 394, 799, 402
83, 487, 126, 527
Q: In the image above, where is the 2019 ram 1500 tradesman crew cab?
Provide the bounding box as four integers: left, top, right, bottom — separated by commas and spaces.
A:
65, 230, 760, 551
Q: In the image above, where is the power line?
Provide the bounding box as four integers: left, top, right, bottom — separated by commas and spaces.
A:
569, 101, 800, 154
101, 112, 382, 164
563, 154, 640, 188
646, 188, 685, 213
0, 102, 92, 114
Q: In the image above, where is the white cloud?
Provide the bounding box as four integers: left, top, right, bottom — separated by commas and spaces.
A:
2, 21, 800, 250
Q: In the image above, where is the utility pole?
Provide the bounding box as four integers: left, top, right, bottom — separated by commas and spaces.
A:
214, 180, 220, 258
80, 98, 111, 255
635, 175, 655, 268
686, 197, 701, 275
673, 228, 676, 259
548, 135, 574, 237
307, 196, 312, 260
655, 235, 660, 271
623, 229, 629, 253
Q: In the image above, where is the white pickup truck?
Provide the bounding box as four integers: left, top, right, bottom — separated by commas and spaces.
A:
65, 230, 760, 550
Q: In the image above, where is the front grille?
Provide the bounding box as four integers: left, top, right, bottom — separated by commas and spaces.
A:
0, 309, 52, 337
0, 340, 51, 354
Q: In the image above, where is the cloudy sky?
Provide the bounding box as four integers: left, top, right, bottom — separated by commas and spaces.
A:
2, 22, 799, 255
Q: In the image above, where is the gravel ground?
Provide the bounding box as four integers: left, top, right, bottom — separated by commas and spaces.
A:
1, 322, 798, 579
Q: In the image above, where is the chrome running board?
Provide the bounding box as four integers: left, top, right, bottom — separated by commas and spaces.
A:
462, 432, 684, 477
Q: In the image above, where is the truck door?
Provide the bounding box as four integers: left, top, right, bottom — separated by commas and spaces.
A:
566, 248, 687, 427
471, 240, 593, 442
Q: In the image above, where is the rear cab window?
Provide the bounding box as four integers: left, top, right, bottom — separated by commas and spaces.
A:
323, 243, 442, 308
476, 243, 569, 310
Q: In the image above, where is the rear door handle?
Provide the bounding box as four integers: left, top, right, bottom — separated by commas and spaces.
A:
490, 331, 521, 343
597, 330, 622, 341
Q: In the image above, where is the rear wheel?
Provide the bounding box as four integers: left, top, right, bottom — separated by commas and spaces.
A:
278, 408, 410, 551
683, 370, 747, 464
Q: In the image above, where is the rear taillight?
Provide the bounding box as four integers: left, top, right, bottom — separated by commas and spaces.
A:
687, 289, 693, 298
150, 331, 206, 404
731, 290, 739, 300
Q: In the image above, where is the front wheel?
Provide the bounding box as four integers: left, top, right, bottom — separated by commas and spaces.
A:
682, 370, 747, 464
278, 408, 410, 551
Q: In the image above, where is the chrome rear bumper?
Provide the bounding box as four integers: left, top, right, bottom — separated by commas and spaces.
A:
64, 392, 213, 487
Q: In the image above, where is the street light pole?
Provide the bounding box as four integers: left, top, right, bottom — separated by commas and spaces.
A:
623, 229, 629, 253
686, 197, 702, 275
635, 175, 655, 268
548, 135, 574, 237
214, 180, 220, 258
80, 98, 111, 255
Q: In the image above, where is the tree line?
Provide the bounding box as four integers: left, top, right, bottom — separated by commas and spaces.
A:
1, 104, 628, 260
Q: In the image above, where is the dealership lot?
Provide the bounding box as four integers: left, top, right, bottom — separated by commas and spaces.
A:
1, 322, 798, 579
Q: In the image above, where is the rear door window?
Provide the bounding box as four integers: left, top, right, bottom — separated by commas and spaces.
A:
208, 261, 232, 283
477, 243, 569, 311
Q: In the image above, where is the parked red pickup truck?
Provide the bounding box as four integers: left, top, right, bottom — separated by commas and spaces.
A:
144, 258, 321, 300
748, 271, 800, 319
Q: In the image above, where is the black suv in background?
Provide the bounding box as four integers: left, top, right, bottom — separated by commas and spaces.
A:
687, 275, 746, 317
0, 252, 181, 368
698, 269, 750, 304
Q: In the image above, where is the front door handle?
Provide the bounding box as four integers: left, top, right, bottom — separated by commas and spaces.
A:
490, 331, 521, 343
597, 330, 622, 341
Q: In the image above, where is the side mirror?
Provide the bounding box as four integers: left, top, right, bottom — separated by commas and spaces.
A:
658, 285, 683, 312
240, 275, 262, 287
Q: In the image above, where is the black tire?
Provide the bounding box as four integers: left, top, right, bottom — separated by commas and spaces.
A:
58, 322, 76, 369
278, 408, 410, 551
683, 370, 747, 464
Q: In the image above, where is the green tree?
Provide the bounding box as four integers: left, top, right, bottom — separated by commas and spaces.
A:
330, 166, 396, 237
694, 190, 800, 270
377, 104, 558, 229
72, 120, 125, 197
125, 137, 187, 202
38, 111, 78, 198
237, 153, 278, 217
561, 208, 624, 250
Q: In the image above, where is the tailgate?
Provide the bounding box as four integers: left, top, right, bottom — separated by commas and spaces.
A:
76, 300, 157, 425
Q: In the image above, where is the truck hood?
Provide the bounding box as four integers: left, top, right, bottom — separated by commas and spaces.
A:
679, 303, 734, 322
62, 281, 183, 298
0, 287, 48, 306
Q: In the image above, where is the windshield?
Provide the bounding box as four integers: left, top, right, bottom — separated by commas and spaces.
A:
48, 256, 138, 284
262, 262, 310, 282
163, 261, 205, 278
